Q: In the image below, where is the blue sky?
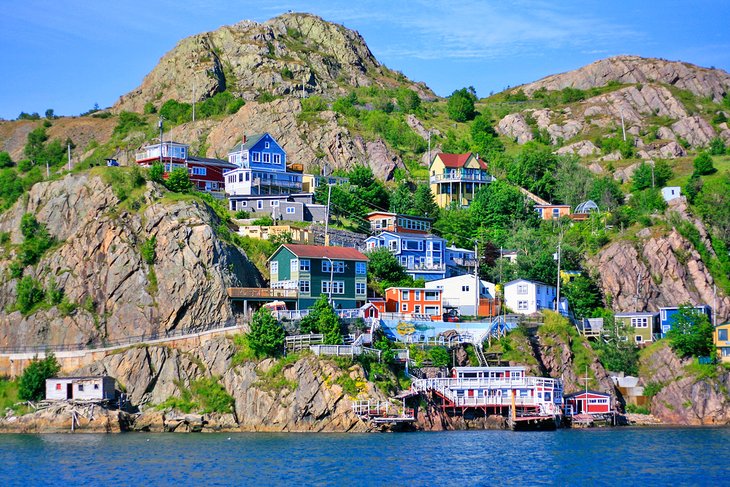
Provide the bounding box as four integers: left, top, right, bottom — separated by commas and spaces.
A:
1, 0, 729, 119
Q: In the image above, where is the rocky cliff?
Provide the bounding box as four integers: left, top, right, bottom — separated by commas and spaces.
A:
589, 200, 730, 323
0, 171, 263, 347
114, 13, 432, 113
640, 342, 730, 425
72, 336, 385, 432
518, 55, 730, 101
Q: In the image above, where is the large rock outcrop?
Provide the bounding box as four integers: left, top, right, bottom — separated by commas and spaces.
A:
518, 55, 730, 102
114, 13, 432, 113
641, 343, 730, 425
0, 172, 263, 347
589, 206, 730, 323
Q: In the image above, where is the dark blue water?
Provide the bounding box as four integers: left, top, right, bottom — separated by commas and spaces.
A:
0, 428, 727, 486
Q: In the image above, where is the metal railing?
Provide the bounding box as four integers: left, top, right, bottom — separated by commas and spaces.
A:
430, 173, 494, 183
227, 288, 298, 299
0, 321, 241, 354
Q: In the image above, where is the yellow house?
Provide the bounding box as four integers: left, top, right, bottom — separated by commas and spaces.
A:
714, 322, 730, 363
429, 152, 494, 208
238, 225, 314, 244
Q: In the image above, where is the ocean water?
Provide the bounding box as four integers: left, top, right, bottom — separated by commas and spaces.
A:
0, 428, 727, 486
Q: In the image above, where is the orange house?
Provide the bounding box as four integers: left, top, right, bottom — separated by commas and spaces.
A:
384, 287, 442, 317
535, 204, 571, 220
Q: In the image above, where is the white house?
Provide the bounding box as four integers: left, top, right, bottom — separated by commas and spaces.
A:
425, 274, 496, 316
661, 186, 681, 202
45, 376, 116, 401
504, 279, 565, 315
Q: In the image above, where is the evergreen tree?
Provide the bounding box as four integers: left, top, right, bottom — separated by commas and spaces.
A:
412, 184, 440, 218
709, 137, 726, 156
470, 114, 504, 156
389, 182, 413, 214
246, 307, 285, 357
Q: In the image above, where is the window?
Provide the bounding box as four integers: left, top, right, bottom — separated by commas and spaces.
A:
414, 305, 421, 313
388, 240, 398, 251
425, 306, 440, 316
462, 285, 470, 292
356, 282, 366, 295
635, 335, 643, 343
286, 206, 295, 215
94, 384, 99, 390
290, 259, 298, 273
270, 261, 278, 274
321, 281, 345, 294
414, 291, 421, 301
402, 303, 408, 312
402, 290, 410, 300
257, 200, 263, 209
299, 280, 310, 294
425, 291, 439, 301
299, 259, 310, 272
631, 317, 649, 328
263, 153, 270, 163
719, 329, 728, 341
322, 260, 345, 273
245, 172, 250, 181
517, 284, 528, 294
518, 301, 528, 310
403, 240, 422, 251
190, 167, 206, 176
271, 200, 279, 207
251, 152, 260, 162
78, 384, 84, 391
239, 201, 247, 207
356, 262, 367, 275
265, 142, 270, 149
56, 383, 61, 390
273, 154, 281, 164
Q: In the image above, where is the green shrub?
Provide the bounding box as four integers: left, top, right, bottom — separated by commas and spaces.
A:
149, 163, 164, 183
0, 151, 13, 168
301, 96, 327, 113
16, 276, 45, 314
46, 277, 63, 306
140, 236, 156, 265
245, 307, 286, 358
693, 152, 716, 175
143, 102, 157, 114
666, 305, 714, 358
18, 354, 60, 401
165, 167, 193, 193
625, 404, 650, 414
234, 210, 250, 219
58, 297, 77, 316
447, 87, 477, 122
257, 92, 276, 103
113, 111, 148, 137
189, 377, 234, 413
335, 374, 359, 396
252, 216, 274, 226
159, 99, 192, 125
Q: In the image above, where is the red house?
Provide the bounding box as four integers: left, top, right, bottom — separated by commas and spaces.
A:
136, 141, 236, 194
564, 391, 612, 415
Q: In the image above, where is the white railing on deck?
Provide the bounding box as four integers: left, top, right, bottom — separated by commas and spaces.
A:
310, 345, 382, 361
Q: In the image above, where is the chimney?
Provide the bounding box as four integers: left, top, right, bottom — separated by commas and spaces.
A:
242, 135, 247, 144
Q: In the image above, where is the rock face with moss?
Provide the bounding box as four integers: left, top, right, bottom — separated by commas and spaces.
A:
71, 336, 386, 432
0, 171, 263, 348
640, 342, 730, 425
589, 200, 730, 323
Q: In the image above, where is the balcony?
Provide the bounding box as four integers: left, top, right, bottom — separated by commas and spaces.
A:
430, 173, 494, 184
404, 262, 445, 272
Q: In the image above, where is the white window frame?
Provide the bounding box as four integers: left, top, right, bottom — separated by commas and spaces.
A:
414, 305, 421, 314
402, 290, 410, 301
388, 240, 398, 251
263, 153, 271, 163
517, 284, 528, 294
299, 259, 310, 272
635, 335, 643, 343
414, 290, 421, 301
273, 154, 281, 164
299, 280, 310, 294
257, 200, 263, 210
425, 291, 439, 301
356, 262, 367, 275
401, 303, 408, 312
290, 259, 298, 273
286, 207, 295, 214
265, 142, 270, 149
270, 261, 278, 274
517, 300, 528, 311
321, 281, 345, 295
356, 282, 366, 295
251, 152, 260, 162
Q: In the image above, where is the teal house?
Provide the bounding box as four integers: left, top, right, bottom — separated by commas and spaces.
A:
268, 244, 369, 309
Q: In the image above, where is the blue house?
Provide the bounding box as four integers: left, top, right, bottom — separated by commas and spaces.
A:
363, 213, 447, 281
659, 305, 713, 337
224, 133, 303, 196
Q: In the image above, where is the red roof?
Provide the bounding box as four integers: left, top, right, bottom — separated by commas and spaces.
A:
282, 244, 368, 261
437, 152, 488, 170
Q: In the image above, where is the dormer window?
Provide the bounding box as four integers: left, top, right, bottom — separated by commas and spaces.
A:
265, 142, 270, 149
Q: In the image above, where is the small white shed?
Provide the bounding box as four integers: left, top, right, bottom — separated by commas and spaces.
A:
45, 376, 116, 401
661, 186, 681, 202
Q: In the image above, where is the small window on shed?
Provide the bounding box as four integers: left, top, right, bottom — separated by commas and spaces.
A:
56, 383, 61, 390
78, 384, 84, 391
94, 384, 99, 390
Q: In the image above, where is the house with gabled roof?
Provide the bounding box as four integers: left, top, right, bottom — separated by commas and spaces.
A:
267, 244, 369, 309
224, 133, 303, 196
429, 152, 494, 208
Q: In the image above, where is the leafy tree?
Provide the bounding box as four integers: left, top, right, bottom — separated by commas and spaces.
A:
366, 247, 413, 291
159, 99, 192, 124
44, 109, 55, 120
684, 172, 703, 204
24, 127, 49, 163
441, 130, 471, 154
470, 180, 536, 232
693, 152, 716, 175
470, 115, 504, 156
389, 182, 413, 214
0, 152, 13, 168
412, 184, 439, 218
427, 346, 450, 367
165, 167, 193, 193
18, 353, 60, 401
299, 295, 342, 344
696, 172, 730, 244
246, 307, 285, 357
592, 312, 639, 375
562, 276, 602, 319
632, 160, 673, 191
666, 306, 714, 358
332, 92, 359, 117
628, 188, 666, 215
143, 102, 157, 115
149, 162, 165, 183
447, 87, 477, 122
709, 137, 726, 156
433, 207, 476, 248
112, 111, 147, 138
588, 176, 624, 210
17, 214, 54, 267
507, 143, 559, 201
395, 87, 421, 113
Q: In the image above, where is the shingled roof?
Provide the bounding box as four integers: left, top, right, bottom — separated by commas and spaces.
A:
280, 244, 368, 261
436, 152, 488, 170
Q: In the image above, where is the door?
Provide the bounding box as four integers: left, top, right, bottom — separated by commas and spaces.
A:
66, 383, 73, 400
407, 255, 414, 269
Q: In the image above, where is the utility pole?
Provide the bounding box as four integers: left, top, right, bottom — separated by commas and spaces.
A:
67, 142, 72, 171
324, 183, 332, 246
555, 239, 562, 313
427, 130, 432, 167
192, 83, 196, 123
474, 239, 480, 318
620, 109, 626, 142
324, 256, 334, 305
46, 161, 49, 179
158, 116, 164, 167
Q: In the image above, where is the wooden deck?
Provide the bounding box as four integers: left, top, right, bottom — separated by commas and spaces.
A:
226, 288, 298, 299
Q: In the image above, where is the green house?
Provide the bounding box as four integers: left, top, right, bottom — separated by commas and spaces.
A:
614, 312, 659, 345
268, 244, 369, 309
